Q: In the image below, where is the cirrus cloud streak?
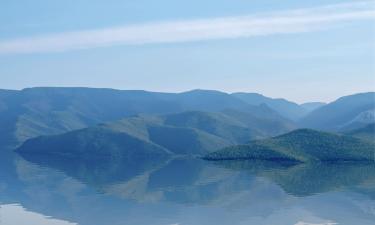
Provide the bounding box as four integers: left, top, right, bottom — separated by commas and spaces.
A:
0, 1, 374, 54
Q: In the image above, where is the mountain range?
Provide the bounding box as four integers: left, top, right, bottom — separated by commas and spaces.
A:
231, 92, 324, 121
0, 87, 293, 148
0, 87, 373, 162
17, 110, 295, 157
299, 92, 375, 131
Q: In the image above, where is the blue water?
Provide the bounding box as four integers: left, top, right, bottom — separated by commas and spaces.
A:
1, 151, 375, 225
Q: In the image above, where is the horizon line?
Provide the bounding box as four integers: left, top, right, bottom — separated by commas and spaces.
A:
2, 86, 375, 104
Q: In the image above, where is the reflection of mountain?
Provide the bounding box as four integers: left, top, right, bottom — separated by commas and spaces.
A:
2, 151, 375, 225
17, 151, 375, 200
17, 153, 249, 204
19, 153, 170, 188
213, 160, 375, 197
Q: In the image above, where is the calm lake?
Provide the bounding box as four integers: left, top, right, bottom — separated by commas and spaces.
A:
1, 150, 375, 225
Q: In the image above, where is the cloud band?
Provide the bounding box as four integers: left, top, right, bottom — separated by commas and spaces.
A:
0, 1, 374, 54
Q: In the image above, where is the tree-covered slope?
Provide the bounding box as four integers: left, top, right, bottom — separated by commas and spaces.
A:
299, 92, 375, 131
345, 123, 375, 143
17, 126, 172, 160
162, 111, 265, 143
204, 129, 375, 162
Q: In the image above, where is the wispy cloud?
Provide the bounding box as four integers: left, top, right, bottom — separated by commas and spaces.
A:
0, 1, 374, 54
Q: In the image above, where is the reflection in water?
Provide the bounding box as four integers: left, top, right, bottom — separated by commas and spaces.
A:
1, 150, 375, 225
212, 160, 375, 197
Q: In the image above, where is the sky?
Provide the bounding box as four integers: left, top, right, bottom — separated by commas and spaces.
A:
0, 0, 374, 103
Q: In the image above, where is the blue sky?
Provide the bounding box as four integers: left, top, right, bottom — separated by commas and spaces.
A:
0, 0, 374, 103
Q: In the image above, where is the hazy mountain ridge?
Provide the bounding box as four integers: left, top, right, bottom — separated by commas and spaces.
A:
17, 109, 295, 157
0, 87, 293, 149
300, 102, 326, 113
299, 92, 375, 131
231, 92, 308, 121
3, 88, 374, 163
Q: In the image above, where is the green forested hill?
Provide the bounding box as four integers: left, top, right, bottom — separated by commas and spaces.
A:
17, 127, 172, 159
204, 129, 375, 162
345, 123, 375, 143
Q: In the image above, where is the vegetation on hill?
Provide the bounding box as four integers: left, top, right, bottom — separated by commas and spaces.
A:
204, 129, 375, 162
17, 127, 172, 160
345, 123, 375, 143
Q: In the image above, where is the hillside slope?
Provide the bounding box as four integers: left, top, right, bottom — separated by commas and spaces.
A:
345, 123, 375, 143
299, 92, 375, 131
204, 129, 375, 162
17, 109, 292, 157
231, 92, 307, 121
17, 127, 172, 160
300, 102, 326, 113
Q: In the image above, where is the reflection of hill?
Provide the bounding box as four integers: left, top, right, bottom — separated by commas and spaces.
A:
19, 153, 170, 187
1, 151, 375, 225
214, 160, 375, 196
18, 151, 375, 202
17, 153, 256, 204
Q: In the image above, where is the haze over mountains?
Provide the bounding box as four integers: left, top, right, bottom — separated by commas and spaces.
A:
300, 92, 375, 131
231, 92, 319, 121
0, 87, 373, 161
0, 87, 298, 149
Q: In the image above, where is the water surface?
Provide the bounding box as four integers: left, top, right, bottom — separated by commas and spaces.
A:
1, 151, 375, 225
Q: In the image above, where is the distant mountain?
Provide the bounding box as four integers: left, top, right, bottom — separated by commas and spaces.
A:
174, 89, 251, 112
345, 123, 375, 143
340, 109, 375, 131
299, 92, 375, 131
221, 109, 295, 137
16, 109, 295, 157
0, 87, 292, 149
204, 129, 375, 162
300, 102, 326, 113
231, 92, 307, 121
